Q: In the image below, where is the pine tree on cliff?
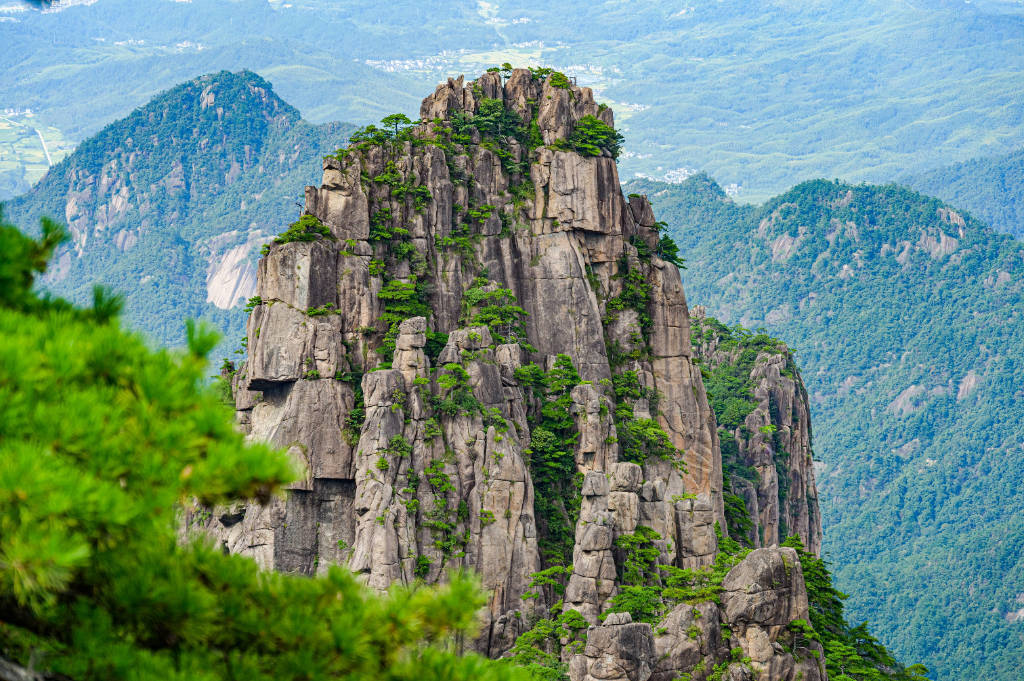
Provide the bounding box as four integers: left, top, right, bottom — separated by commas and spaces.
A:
0, 207, 528, 681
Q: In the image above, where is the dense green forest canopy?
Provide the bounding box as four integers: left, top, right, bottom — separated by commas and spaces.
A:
625, 174, 1024, 681
903, 147, 1024, 239
782, 537, 929, 681
0, 208, 530, 681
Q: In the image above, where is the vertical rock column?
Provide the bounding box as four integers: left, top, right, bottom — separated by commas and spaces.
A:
194, 236, 363, 573
347, 321, 541, 656
646, 257, 725, 563
527, 129, 727, 571
564, 383, 646, 623
745, 354, 822, 554
690, 307, 823, 555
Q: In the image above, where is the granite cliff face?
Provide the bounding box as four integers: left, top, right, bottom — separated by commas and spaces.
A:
192, 70, 827, 681
691, 308, 823, 555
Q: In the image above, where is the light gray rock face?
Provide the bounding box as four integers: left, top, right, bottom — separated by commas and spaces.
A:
245, 302, 310, 387
744, 354, 821, 555
651, 602, 726, 681
570, 614, 656, 681
345, 322, 541, 647
257, 239, 338, 310
249, 378, 356, 486
719, 548, 827, 681
673, 496, 720, 569
691, 307, 823, 555
721, 548, 809, 627
186, 71, 824, 673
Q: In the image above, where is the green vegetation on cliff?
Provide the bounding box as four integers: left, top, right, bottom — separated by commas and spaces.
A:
693, 317, 788, 431
517, 355, 584, 566
601, 527, 751, 625
0, 211, 528, 681
783, 537, 929, 681
628, 174, 1024, 681
551, 115, 624, 159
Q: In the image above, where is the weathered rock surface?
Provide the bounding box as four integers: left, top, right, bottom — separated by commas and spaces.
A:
185, 70, 826, 679
572, 548, 825, 681
570, 613, 656, 681
691, 307, 823, 554
651, 602, 728, 681
721, 548, 808, 627
721, 548, 827, 681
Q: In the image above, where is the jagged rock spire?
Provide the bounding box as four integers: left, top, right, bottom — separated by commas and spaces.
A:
187, 70, 828, 680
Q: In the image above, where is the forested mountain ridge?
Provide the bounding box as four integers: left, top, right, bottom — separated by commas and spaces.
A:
625, 174, 1024, 681
5, 70, 354, 348
903, 147, 1024, 238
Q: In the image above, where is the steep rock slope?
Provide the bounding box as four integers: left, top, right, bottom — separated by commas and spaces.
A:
627, 174, 1024, 681
190, 70, 835, 681
6, 70, 353, 347
691, 309, 822, 555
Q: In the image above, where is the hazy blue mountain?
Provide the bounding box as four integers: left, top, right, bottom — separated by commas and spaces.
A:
2, 0, 1023, 201
903, 148, 1024, 239
5, 70, 354, 350
624, 174, 1024, 681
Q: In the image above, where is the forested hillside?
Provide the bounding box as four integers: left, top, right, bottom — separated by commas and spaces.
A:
5, 70, 354, 349
625, 175, 1024, 681
903, 147, 1024, 238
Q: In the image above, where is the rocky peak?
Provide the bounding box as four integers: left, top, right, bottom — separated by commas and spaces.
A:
192, 69, 828, 681
690, 306, 823, 555
420, 69, 615, 146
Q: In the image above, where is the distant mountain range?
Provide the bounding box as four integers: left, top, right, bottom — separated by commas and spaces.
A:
624, 174, 1024, 681
6, 70, 354, 349
2, 0, 1023, 201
